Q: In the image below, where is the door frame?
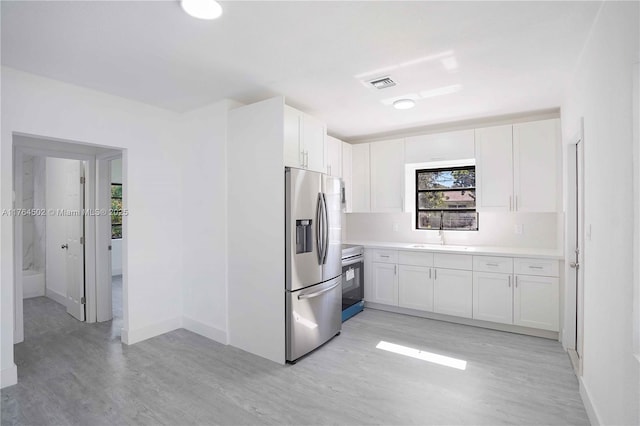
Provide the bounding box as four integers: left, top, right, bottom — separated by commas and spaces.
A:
563, 119, 585, 374
95, 153, 121, 322
12, 135, 122, 344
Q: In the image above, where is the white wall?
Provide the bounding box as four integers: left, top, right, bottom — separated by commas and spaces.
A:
1, 67, 187, 387
347, 212, 560, 249
180, 99, 240, 344
111, 158, 122, 276
560, 2, 640, 425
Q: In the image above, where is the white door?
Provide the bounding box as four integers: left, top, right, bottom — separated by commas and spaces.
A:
64, 162, 85, 321
45, 158, 85, 321
513, 275, 559, 331
95, 157, 113, 322
513, 119, 559, 212
473, 272, 513, 324
370, 139, 404, 213
398, 265, 433, 311
325, 135, 342, 178
301, 113, 325, 173
369, 262, 398, 305
433, 268, 473, 318
351, 143, 371, 212
475, 125, 513, 211
574, 139, 585, 357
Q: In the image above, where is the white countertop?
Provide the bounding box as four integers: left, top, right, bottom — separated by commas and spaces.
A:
345, 241, 564, 260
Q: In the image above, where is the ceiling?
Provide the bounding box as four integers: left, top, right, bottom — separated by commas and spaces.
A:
1, 1, 601, 140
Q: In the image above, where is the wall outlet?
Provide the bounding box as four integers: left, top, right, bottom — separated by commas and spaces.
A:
514, 224, 524, 235
393, 223, 399, 232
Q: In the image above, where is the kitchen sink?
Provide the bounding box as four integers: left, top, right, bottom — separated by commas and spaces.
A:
406, 244, 471, 250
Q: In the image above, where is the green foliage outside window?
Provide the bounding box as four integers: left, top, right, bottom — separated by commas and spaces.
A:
416, 167, 478, 231
111, 184, 122, 239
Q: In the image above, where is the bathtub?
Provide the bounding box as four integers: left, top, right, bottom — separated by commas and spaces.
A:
23, 269, 45, 298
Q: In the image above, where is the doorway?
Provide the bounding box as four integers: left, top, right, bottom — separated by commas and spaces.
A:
564, 123, 585, 373
12, 134, 124, 345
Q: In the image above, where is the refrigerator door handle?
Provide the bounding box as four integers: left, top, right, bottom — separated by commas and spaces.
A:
297, 281, 340, 300
321, 193, 329, 264
316, 193, 325, 265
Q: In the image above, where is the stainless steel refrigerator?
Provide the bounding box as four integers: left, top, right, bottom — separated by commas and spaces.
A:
285, 167, 342, 362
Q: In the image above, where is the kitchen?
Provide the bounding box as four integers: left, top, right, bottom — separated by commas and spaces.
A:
1, 1, 639, 425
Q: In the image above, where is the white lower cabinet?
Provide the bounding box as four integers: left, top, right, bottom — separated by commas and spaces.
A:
364, 250, 559, 334
369, 262, 398, 305
513, 274, 559, 331
433, 268, 473, 318
473, 272, 513, 324
398, 265, 434, 311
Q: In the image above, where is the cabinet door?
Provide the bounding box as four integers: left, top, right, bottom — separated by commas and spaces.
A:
513, 119, 559, 212
475, 125, 513, 211
351, 143, 371, 212
404, 129, 474, 163
368, 262, 398, 305
473, 272, 513, 324
433, 268, 473, 318
370, 139, 404, 212
342, 142, 353, 212
283, 106, 302, 168
513, 275, 559, 331
398, 265, 433, 311
325, 135, 342, 178
301, 113, 326, 173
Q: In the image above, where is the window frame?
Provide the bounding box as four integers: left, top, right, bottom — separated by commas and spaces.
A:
111, 183, 122, 239
415, 165, 478, 231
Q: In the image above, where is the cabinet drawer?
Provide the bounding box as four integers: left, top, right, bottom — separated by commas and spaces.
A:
514, 258, 559, 277
434, 253, 472, 270
473, 256, 513, 274
369, 249, 398, 264
398, 251, 434, 267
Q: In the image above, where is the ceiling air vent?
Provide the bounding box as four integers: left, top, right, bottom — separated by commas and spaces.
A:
367, 76, 396, 89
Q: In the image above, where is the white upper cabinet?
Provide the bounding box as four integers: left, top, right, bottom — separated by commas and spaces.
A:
404, 129, 475, 163
370, 138, 404, 213
342, 142, 353, 212
283, 105, 326, 173
325, 135, 342, 178
475, 119, 559, 213
513, 119, 560, 212
351, 143, 371, 212
475, 124, 514, 212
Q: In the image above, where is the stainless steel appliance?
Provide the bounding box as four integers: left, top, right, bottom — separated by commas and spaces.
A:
285, 167, 342, 362
341, 244, 364, 321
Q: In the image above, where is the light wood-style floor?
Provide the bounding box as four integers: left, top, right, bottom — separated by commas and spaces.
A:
2, 284, 588, 425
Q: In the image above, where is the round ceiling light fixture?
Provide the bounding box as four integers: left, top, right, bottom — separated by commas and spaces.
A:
393, 99, 416, 110
181, 0, 223, 20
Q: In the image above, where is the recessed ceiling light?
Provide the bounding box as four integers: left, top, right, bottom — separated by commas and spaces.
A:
181, 0, 223, 20
393, 99, 416, 110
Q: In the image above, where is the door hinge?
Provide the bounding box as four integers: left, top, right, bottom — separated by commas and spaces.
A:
80, 236, 84, 244
80, 297, 86, 304
80, 176, 86, 184
108, 245, 112, 251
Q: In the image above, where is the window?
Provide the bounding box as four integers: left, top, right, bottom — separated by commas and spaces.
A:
111, 183, 122, 239
415, 166, 478, 231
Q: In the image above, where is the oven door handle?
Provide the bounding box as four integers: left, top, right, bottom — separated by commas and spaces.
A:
342, 257, 364, 267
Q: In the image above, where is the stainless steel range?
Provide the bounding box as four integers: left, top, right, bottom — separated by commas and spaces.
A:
341, 244, 364, 321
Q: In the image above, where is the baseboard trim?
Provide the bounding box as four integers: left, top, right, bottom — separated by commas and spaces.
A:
23, 289, 45, 298
182, 316, 228, 345
45, 288, 67, 307
121, 316, 182, 345
1, 364, 18, 389
580, 377, 601, 426
365, 302, 559, 340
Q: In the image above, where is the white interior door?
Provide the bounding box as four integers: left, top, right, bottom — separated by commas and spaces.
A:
95, 157, 113, 322
45, 158, 86, 321
64, 161, 85, 321
575, 139, 584, 358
